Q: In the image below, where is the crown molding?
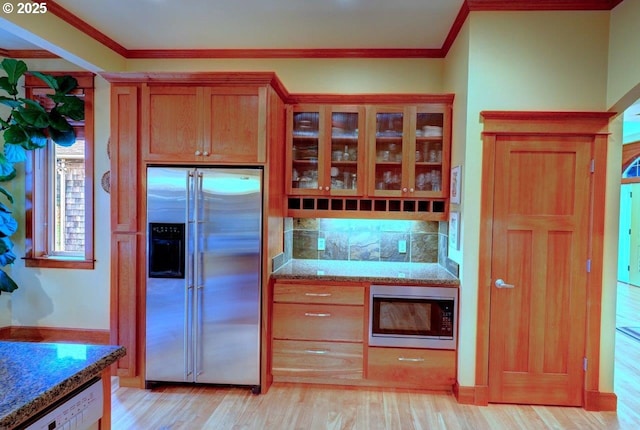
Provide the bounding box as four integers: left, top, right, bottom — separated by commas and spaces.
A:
1, 49, 59, 59
467, 0, 620, 11
33, 0, 128, 56
7, 0, 621, 61
125, 48, 444, 59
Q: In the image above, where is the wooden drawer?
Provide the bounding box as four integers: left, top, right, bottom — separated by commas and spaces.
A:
272, 340, 363, 380
273, 303, 364, 342
367, 347, 456, 390
273, 283, 364, 305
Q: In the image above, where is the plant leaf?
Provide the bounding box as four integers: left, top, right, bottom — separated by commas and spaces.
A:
18, 106, 50, 128
0, 58, 27, 85
0, 77, 16, 96
49, 127, 76, 147
26, 128, 48, 149
2, 124, 29, 145
29, 71, 59, 90
0, 250, 17, 267
0, 237, 13, 253
55, 75, 78, 95
52, 96, 85, 121
0, 269, 18, 293
0, 211, 18, 237
19, 98, 48, 112
3, 143, 27, 164
0, 96, 21, 109
0, 185, 14, 204
0, 199, 12, 212
10, 110, 27, 127
0, 153, 16, 182
48, 109, 72, 131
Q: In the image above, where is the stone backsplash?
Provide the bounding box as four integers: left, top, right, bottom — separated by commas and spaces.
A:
284, 218, 448, 264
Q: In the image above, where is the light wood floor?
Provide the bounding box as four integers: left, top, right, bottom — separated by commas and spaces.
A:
111, 285, 640, 429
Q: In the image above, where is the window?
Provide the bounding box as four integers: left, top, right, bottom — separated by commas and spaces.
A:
24, 72, 94, 269
623, 157, 640, 178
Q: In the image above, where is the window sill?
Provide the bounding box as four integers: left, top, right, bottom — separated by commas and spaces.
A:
23, 257, 95, 270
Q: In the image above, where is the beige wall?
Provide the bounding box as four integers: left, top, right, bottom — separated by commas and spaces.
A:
126, 58, 445, 94
443, 10, 613, 389
443, 21, 472, 383
5, 58, 112, 330
0, 0, 125, 71
607, 0, 640, 112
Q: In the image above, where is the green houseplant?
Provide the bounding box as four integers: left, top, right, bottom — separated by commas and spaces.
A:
0, 58, 85, 294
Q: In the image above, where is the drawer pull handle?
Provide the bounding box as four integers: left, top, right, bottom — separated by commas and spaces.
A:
398, 357, 425, 363
304, 312, 331, 317
305, 349, 328, 355
305, 293, 332, 297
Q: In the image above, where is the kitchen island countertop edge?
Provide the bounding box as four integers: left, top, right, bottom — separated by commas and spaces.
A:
0, 341, 126, 429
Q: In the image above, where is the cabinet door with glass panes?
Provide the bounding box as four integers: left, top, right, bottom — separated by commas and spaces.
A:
368, 105, 449, 198
287, 105, 365, 196
413, 104, 449, 198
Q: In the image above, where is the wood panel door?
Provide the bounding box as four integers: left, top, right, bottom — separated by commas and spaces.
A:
488, 136, 591, 406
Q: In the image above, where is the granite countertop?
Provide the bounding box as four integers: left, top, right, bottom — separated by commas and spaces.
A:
272, 259, 459, 286
0, 341, 126, 429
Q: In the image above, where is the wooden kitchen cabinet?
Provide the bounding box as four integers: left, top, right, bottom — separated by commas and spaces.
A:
272, 340, 363, 380
106, 72, 287, 389
143, 85, 266, 163
367, 104, 451, 199
203, 86, 266, 163
273, 303, 364, 341
285, 97, 452, 220
367, 347, 456, 390
286, 105, 366, 196
142, 86, 203, 162
271, 281, 365, 383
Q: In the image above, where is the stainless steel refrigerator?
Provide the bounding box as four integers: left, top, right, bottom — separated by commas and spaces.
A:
145, 166, 262, 392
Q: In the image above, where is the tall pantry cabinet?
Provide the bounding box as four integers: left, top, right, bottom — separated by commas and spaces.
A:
104, 73, 288, 390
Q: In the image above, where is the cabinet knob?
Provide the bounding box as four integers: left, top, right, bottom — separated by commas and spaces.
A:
409, 188, 414, 193
203, 151, 210, 156
402, 187, 408, 193
325, 186, 330, 191
318, 186, 323, 191
194, 150, 201, 156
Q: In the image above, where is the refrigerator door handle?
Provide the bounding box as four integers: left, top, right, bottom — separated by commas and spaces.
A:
194, 170, 205, 379
185, 171, 195, 380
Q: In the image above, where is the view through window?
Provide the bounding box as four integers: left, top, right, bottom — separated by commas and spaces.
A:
50, 139, 86, 255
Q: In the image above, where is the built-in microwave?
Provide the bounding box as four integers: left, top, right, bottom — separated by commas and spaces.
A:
369, 285, 457, 350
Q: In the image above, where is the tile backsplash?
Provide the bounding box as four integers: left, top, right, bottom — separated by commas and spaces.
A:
284, 218, 448, 264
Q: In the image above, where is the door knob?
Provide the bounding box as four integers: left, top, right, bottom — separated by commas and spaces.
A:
495, 279, 515, 289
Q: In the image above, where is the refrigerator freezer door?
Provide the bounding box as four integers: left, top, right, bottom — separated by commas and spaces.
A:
146, 167, 194, 382
195, 168, 262, 385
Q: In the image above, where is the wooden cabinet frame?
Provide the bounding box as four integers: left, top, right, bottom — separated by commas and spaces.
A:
284, 94, 454, 220
105, 72, 288, 390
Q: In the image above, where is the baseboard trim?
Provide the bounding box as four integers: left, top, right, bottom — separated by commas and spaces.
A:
454, 382, 489, 405
0, 325, 110, 344
584, 390, 617, 411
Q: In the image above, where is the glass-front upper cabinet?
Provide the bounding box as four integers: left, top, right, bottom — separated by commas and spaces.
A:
287, 105, 365, 196
368, 105, 449, 198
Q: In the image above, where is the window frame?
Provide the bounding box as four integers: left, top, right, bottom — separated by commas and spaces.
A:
24, 72, 95, 269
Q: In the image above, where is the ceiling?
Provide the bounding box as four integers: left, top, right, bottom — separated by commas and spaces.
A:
0, 0, 465, 54
0, 0, 622, 58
